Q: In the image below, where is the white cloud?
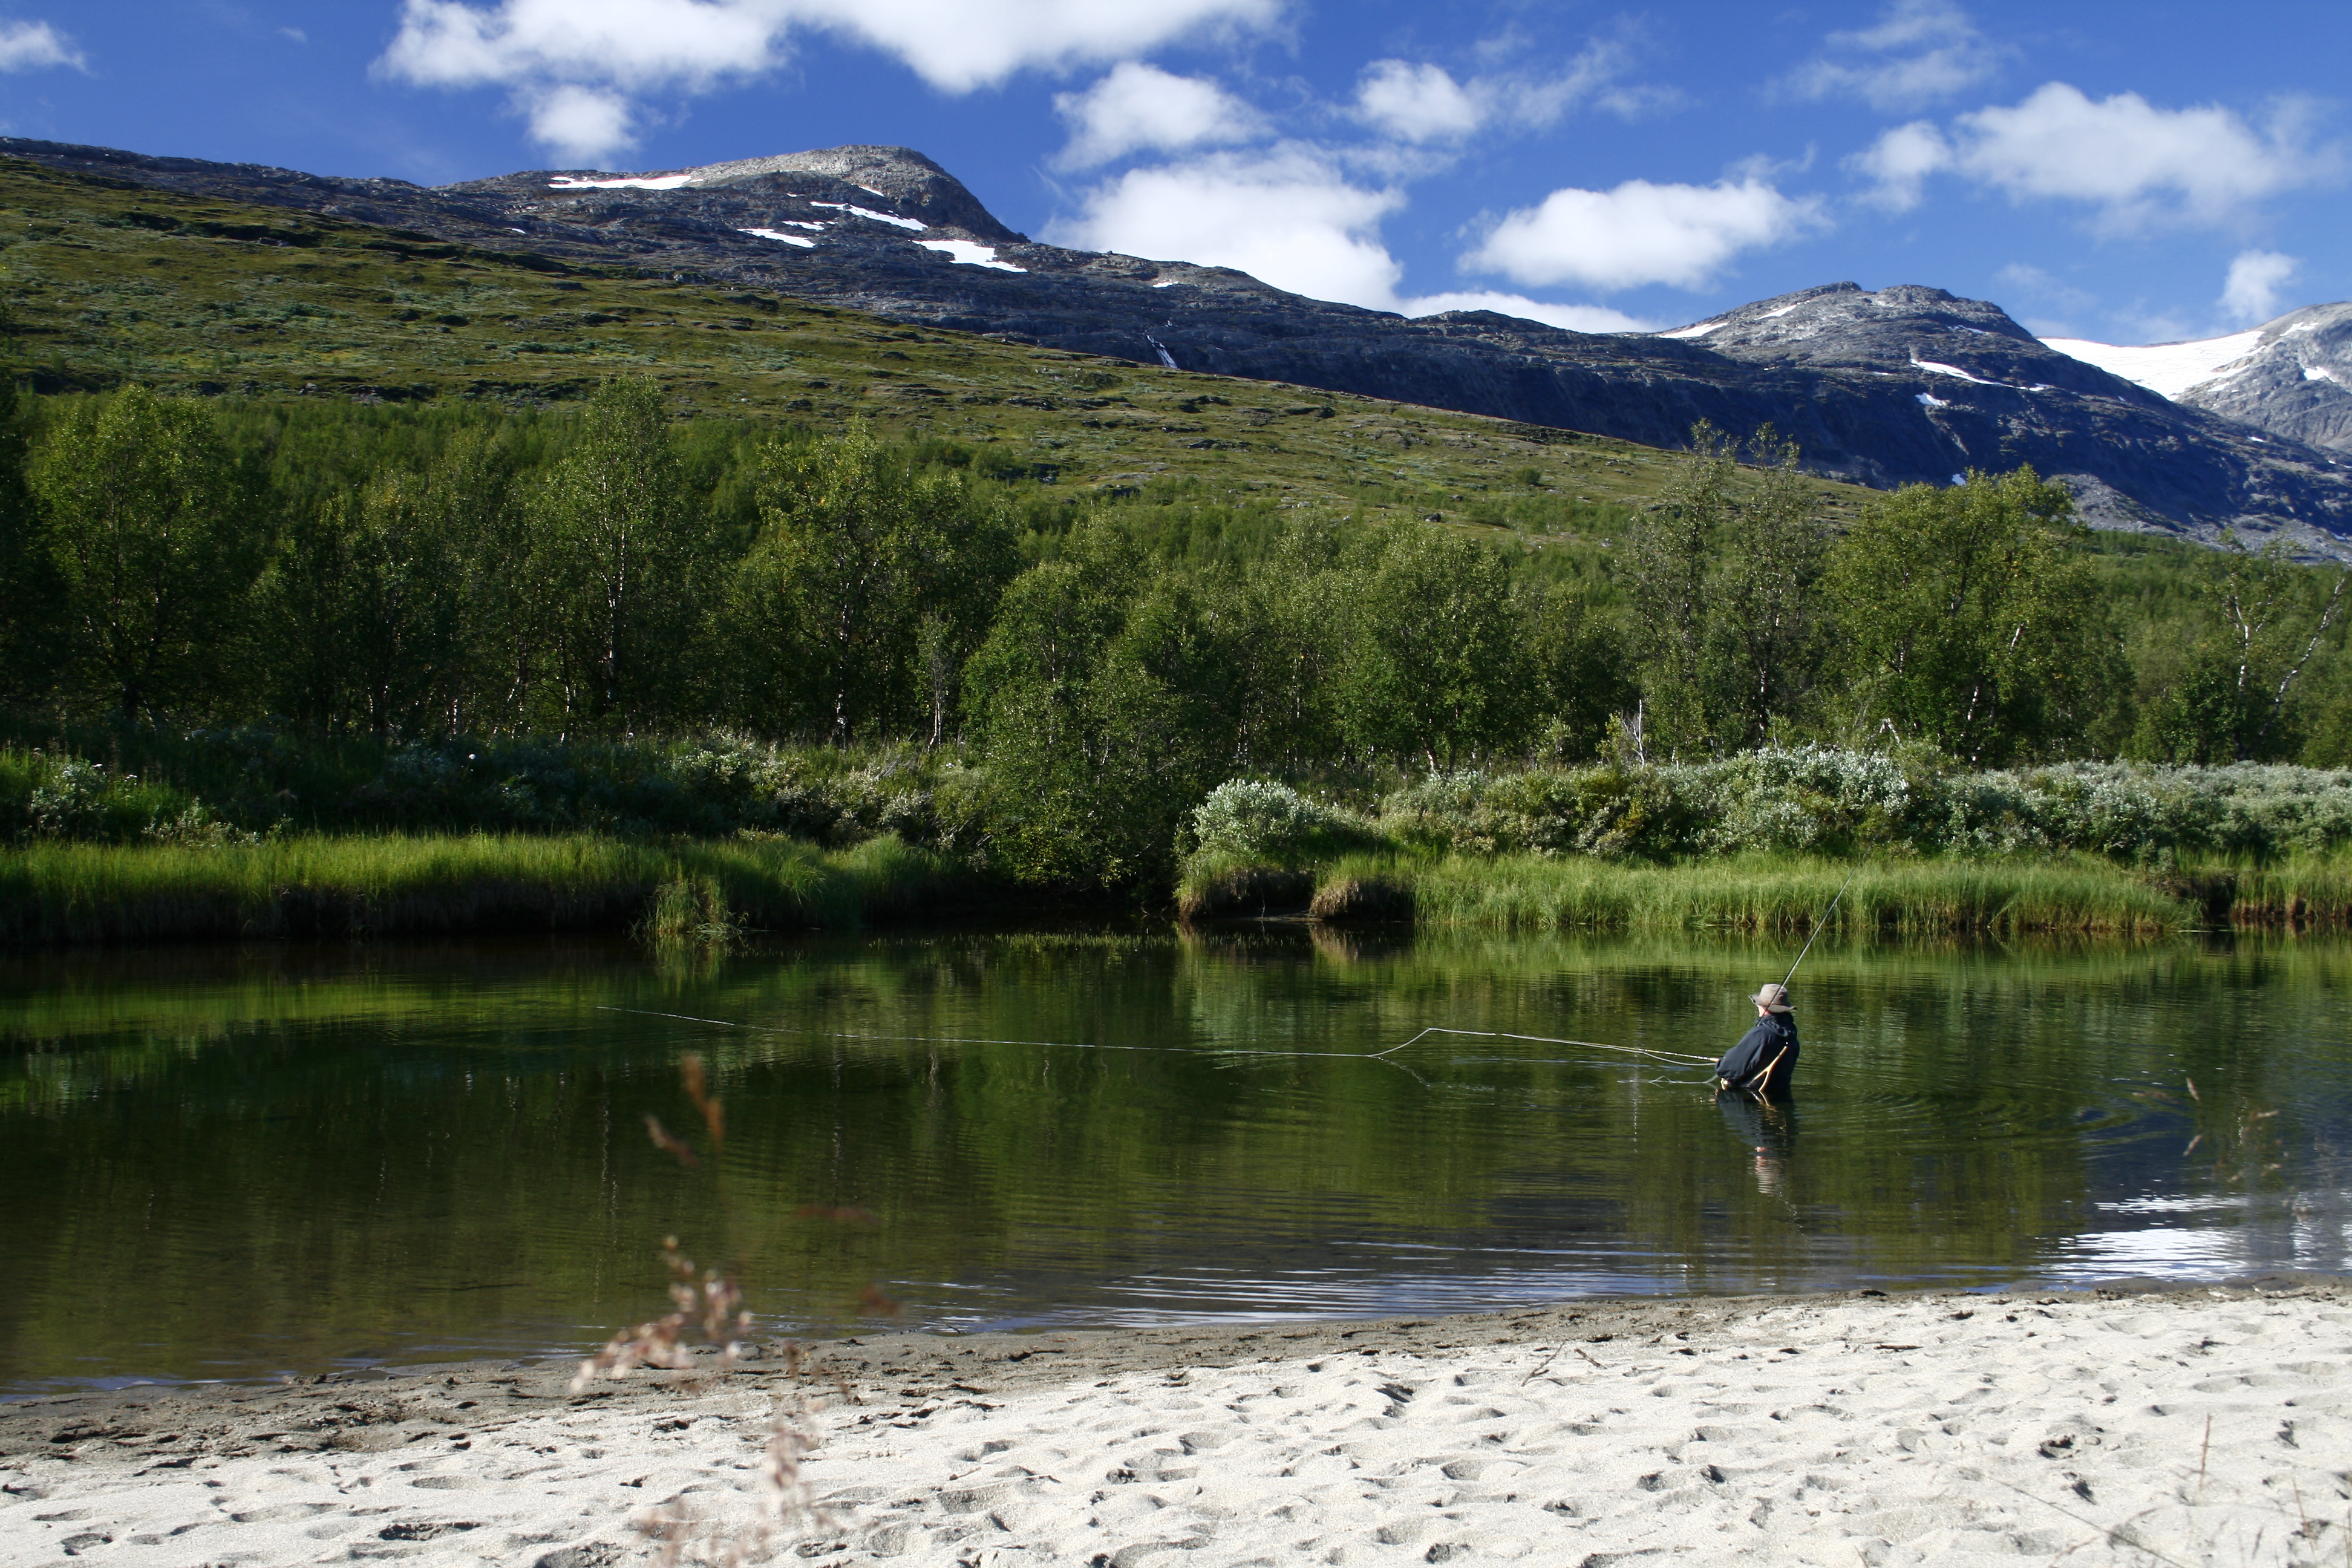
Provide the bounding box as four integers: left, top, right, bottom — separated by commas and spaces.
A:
1047, 149, 1649, 330
1394, 291, 1653, 333
528, 83, 639, 165
1849, 119, 1950, 211
1465, 178, 1825, 293
1053, 62, 1263, 169
0, 19, 83, 71
2220, 249, 2299, 324
1959, 84, 2319, 226
1046, 146, 1405, 309
1354, 60, 1481, 143
380, 0, 1282, 162
1855, 82, 2337, 229
1782, 0, 1996, 110
1348, 39, 1648, 147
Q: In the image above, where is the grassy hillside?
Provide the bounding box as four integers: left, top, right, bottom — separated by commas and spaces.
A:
0, 154, 1872, 533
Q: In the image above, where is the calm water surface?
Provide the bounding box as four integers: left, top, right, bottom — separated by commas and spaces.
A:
3, 926, 2348, 1393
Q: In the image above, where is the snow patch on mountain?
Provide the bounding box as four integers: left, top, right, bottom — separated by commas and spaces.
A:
1910, 351, 2001, 386
2040, 330, 2263, 399
916, 239, 1022, 272
550, 174, 699, 191
812, 201, 926, 231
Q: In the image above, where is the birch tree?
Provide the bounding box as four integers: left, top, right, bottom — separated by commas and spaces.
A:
1825, 467, 2120, 763
33, 386, 254, 719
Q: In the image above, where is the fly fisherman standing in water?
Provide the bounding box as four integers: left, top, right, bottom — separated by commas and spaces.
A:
1715, 982, 1799, 1096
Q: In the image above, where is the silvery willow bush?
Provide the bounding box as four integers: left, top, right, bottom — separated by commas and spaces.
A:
1370, 748, 2352, 863
1186, 780, 1370, 865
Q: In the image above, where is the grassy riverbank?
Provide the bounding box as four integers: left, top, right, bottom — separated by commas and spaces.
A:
0, 832, 977, 947
11, 835, 2352, 948
1179, 849, 2352, 935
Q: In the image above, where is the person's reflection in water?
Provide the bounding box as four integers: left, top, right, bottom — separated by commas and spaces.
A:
1718, 1091, 1798, 1196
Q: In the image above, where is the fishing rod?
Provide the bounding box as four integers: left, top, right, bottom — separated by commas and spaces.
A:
1713, 865, 1867, 1102
1779, 863, 1863, 991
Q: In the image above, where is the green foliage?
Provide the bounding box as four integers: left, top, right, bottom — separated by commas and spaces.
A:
735, 420, 1018, 743
965, 525, 1240, 887
1827, 468, 2123, 763
1379, 765, 1694, 860
263, 468, 473, 734
8, 162, 2352, 898
1524, 580, 1639, 763
2132, 535, 2349, 764
1226, 517, 1353, 774
1621, 423, 1829, 756
535, 376, 716, 729
0, 382, 57, 707
30, 386, 258, 717
0, 748, 214, 844
1340, 520, 1532, 766
0, 726, 984, 849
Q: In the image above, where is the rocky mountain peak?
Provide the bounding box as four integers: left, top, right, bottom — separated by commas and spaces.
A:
1658, 281, 2155, 406
445, 143, 1025, 244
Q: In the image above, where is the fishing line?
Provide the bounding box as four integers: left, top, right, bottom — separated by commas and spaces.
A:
1368, 1026, 1717, 1067
593, 1008, 1717, 1070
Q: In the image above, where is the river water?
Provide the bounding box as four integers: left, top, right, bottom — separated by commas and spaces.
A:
2, 926, 2347, 1393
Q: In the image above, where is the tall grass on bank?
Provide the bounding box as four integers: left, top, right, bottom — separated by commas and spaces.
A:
1186, 850, 2203, 935
0, 832, 967, 947
2209, 857, 2352, 926
1405, 852, 2195, 935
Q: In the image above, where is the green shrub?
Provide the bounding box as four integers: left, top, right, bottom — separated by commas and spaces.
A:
1186, 779, 1368, 866
0, 749, 214, 844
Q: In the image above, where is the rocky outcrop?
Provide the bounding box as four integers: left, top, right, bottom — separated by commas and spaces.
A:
7, 136, 2350, 552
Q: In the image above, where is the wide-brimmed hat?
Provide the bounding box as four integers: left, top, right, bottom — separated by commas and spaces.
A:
1749, 982, 1793, 1012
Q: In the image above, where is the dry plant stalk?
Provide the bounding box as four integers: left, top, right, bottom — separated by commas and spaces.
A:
569, 1053, 846, 1564
569, 1237, 750, 1393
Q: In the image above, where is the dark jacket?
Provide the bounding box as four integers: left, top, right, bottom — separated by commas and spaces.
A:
1716, 1012, 1799, 1094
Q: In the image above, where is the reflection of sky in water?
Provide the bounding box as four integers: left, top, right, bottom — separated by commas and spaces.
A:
2056, 1189, 2352, 1280
2055, 1224, 2249, 1275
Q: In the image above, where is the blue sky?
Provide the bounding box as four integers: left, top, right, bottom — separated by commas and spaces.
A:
3, 1, 2345, 344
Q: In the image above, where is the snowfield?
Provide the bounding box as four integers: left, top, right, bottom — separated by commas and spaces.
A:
2041, 329, 2264, 399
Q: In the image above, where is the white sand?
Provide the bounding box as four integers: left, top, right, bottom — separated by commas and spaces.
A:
4, 1284, 2348, 1566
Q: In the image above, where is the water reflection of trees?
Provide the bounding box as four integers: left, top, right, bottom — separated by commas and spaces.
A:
1, 930, 2345, 1387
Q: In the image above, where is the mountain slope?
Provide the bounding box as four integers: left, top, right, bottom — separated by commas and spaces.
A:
2047, 307, 2352, 456
0, 152, 1880, 532
5, 135, 2350, 552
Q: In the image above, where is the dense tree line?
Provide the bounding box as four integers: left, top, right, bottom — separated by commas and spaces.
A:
1, 379, 2347, 883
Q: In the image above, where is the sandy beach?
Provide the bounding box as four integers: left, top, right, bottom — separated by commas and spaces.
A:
4, 1278, 2348, 1566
